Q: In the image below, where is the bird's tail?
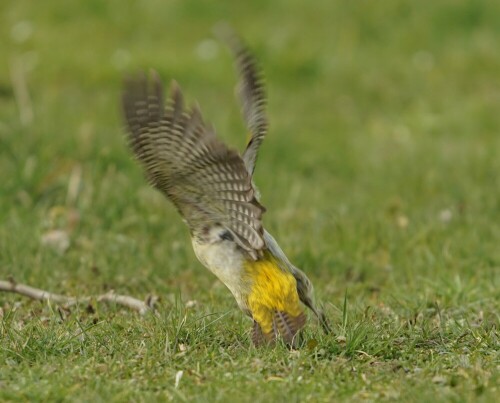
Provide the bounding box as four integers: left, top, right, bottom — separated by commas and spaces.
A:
252, 311, 306, 347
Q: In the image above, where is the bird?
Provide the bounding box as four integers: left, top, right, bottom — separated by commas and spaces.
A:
121, 30, 330, 347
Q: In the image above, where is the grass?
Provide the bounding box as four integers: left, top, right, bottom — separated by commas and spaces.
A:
1, 0, 499, 401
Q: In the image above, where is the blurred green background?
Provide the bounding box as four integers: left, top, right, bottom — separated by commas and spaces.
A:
1, 0, 498, 401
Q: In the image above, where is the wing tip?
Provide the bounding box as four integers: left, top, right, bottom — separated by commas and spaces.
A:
122, 70, 163, 105
212, 21, 239, 48
169, 79, 180, 98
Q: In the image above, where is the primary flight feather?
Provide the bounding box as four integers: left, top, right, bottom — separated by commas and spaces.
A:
122, 32, 329, 346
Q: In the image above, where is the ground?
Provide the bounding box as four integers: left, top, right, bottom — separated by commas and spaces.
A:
0, 0, 498, 401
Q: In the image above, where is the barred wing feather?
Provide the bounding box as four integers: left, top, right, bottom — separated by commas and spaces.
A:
122, 72, 265, 258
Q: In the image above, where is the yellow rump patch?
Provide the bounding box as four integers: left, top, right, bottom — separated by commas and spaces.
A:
244, 251, 303, 335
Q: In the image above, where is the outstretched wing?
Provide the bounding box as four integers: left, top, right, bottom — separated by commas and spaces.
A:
122, 72, 266, 258
218, 27, 268, 175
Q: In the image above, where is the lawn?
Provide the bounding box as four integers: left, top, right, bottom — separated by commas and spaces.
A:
0, 0, 499, 401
